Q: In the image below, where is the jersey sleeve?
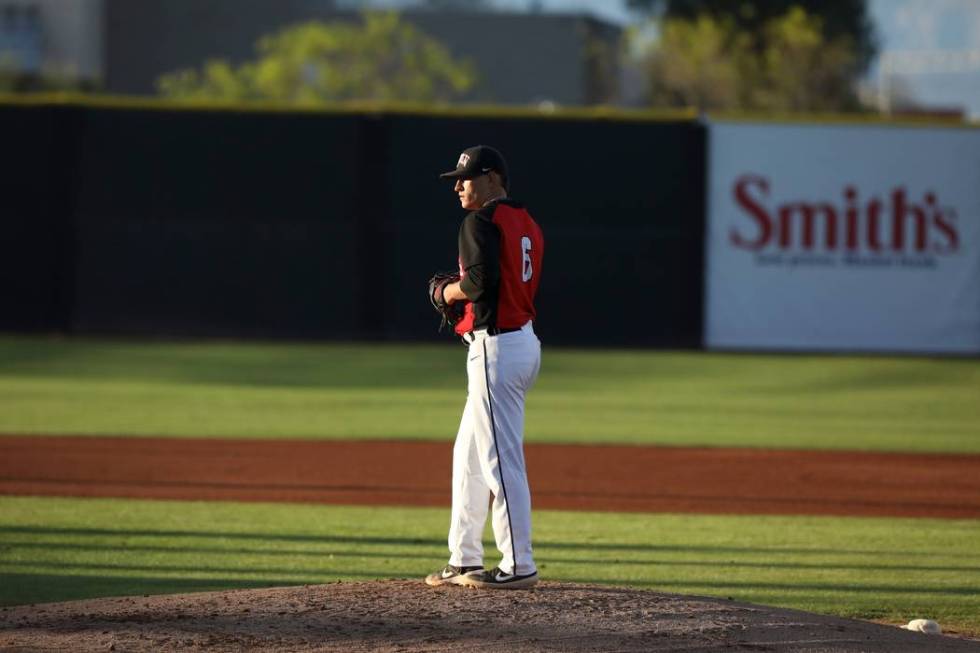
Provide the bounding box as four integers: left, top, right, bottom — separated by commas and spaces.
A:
458, 210, 500, 302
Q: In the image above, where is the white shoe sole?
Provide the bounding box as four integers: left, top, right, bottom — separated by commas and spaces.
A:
424, 571, 483, 587
456, 573, 538, 590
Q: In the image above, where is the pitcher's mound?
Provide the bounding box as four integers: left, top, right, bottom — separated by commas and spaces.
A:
2, 580, 977, 652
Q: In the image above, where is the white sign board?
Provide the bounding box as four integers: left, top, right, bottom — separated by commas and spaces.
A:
705, 121, 980, 353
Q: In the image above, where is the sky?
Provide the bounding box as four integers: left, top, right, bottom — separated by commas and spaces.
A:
866, 0, 980, 117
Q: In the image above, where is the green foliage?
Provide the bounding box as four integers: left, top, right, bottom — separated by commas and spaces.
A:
2, 496, 979, 635
0, 55, 15, 92
637, 5, 865, 112
582, 29, 621, 105
639, 14, 751, 110
627, 0, 876, 71
1, 336, 979, 452
420, 0, 491, 8
0, 55, 89, 94
157, 12, 477, 104
756, 7, 861, 112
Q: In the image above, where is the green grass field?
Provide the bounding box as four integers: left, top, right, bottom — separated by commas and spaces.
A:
2, 496, 979, 633
1, 335, 979, 634
1, 335, 978, 451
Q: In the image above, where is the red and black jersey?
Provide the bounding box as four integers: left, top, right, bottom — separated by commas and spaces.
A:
456, 199, 544, 335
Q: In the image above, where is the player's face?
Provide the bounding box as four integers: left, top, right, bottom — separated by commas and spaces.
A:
455, 175, 491, 210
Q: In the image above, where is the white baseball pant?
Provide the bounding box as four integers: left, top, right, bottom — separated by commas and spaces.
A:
447, 320, 540, 576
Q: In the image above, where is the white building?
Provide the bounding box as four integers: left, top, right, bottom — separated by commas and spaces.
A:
0, 0, 102, 82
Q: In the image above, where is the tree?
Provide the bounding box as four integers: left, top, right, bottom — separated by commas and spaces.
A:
755, 7, 860, 112
643, 14, 752, 110
419, 0, 492, 8
627, 0, 876, 72
0, 55, 91, 93
635, 6, 864, 112
0, 56, 16, 92
157, 12, 478, 104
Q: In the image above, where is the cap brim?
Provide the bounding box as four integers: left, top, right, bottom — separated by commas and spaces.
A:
440, 166, 496, 180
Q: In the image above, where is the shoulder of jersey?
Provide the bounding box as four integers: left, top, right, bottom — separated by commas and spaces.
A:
468, 205, 496, 222
466, 199, 527, 223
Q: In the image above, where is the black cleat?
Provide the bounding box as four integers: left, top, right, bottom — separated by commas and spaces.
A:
458, 566, 538, 590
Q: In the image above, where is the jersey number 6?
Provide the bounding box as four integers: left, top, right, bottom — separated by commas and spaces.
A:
521, 236, 533, 282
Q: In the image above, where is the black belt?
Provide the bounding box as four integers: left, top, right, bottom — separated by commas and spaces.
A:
487, 326, 521, 336
462, 326, 522, 343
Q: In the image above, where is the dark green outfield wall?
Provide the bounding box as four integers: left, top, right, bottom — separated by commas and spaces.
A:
0, 102, 705, 347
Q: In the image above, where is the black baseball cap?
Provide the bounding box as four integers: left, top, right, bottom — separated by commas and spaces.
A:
439, 145, 509, 187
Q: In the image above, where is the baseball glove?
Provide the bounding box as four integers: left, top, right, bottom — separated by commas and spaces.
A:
428, 271, 465, 332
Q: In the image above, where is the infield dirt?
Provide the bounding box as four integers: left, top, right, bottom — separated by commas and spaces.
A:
2, 436, 980, 518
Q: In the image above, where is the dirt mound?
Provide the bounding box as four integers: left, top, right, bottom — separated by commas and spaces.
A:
2, 581, 977, 652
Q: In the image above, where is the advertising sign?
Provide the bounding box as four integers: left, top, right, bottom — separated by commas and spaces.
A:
705, 122, 980, 353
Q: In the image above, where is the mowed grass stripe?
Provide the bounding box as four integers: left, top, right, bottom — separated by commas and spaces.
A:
0, 336, 978, 452
1, 497, 978, 634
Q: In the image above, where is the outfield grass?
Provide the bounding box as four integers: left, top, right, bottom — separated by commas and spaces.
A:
1, 335, 978, 452
1, 496, 978, 634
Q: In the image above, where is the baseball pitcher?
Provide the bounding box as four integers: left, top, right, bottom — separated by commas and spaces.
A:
426, 145, 544, 590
